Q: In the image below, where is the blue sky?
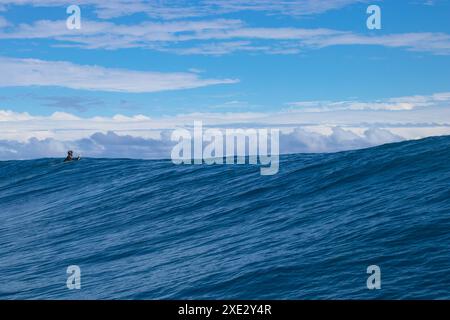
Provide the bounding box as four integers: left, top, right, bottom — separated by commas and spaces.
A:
0, 0, 450, 159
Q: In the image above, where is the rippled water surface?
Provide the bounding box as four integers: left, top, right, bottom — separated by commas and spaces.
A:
1, 136, 449, 299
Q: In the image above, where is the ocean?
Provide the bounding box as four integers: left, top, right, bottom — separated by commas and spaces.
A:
1, 136, 449, 299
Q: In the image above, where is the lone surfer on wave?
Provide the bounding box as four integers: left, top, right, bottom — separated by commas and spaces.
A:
64, 150, 80, 162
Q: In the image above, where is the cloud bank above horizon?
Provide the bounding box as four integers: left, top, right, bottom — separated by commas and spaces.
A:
1, 97, 449, 160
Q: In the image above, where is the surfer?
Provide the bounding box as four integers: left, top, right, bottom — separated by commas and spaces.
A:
64, 150, 80, 162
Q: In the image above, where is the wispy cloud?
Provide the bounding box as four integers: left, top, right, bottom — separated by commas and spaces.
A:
0, 0, 367, 19
304, 32, 450, 55
287, 92, 450, 111
36, 95, 105, 112
0, 56, 238, 92
2, 17, 450, 55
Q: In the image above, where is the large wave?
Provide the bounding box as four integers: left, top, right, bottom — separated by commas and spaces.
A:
1, 136, 449, 299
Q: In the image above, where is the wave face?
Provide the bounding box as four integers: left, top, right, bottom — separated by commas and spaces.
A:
0, 136, 449, 299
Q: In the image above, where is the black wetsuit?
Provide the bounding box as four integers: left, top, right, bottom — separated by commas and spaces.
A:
64, 156, 79, 162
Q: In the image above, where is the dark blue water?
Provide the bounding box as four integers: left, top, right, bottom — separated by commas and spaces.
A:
1, 136, 449, 299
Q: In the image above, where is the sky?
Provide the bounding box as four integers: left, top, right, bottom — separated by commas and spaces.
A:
0, 0, 449, 159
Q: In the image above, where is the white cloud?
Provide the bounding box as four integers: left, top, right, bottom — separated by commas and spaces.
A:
279, 126, 402, 154
287, 92, 450, 111
304, 32, 450, 55
1, 17, 449, 55
0, 126, 403, 160
0, 93, 449, 160
0, 0, 367, 19
0, 109, 33, 120
0, 56, 238, 92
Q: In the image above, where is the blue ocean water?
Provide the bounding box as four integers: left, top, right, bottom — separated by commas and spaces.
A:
0, 136, 449, 300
